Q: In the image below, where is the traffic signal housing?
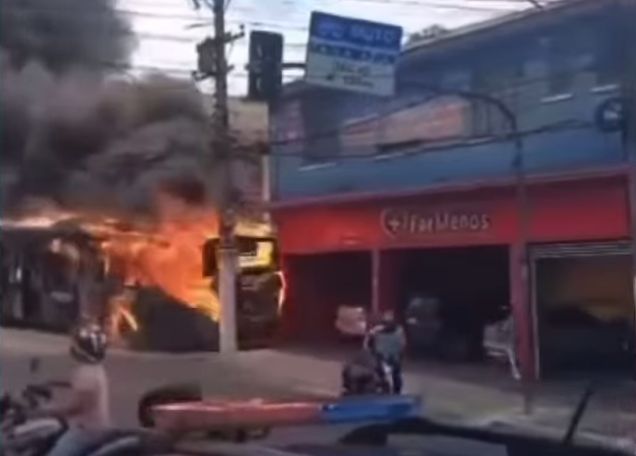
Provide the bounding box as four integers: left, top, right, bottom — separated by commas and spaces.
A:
248, 31, 283, 101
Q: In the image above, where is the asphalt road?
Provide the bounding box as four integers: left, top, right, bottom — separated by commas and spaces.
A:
0, 329, 507, 455
1, 340, 309, 426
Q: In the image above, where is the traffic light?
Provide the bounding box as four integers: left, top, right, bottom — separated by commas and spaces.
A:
248, 31, 283, 101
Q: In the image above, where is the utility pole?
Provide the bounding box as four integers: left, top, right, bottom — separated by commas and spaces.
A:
212, 0, 238, 353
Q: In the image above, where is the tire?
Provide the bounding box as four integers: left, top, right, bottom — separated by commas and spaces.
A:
137, 383, 202, 427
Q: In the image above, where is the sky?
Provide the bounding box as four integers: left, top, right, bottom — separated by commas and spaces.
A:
118, 0, 538, 95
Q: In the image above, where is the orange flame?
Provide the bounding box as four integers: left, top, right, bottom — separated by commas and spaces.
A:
2, 196, 223, 340
3, 194, 279, 344
99, 194, 222, 331
109, 287, 139, 342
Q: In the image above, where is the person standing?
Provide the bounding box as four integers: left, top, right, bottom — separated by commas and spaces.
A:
365, 310, 407, 394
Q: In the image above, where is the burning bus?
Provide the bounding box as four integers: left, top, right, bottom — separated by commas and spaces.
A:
0, 212, 284, 352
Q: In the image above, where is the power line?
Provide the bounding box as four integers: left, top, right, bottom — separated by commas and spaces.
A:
135, 32, 195, 43
1, 3, 302, 29
238, 119, 595, 159
1, 3, 607, 90
9, 55, 592, 94
1, 4, 309, 48
338, 0, 550, 7
273, 78, 590, 146
2, 3, 210, 22
1, 4, 309, 41
1, 1, 518, 24
255, 63, 605, 149
323, 0, 520, 12
266, 99, 587, 149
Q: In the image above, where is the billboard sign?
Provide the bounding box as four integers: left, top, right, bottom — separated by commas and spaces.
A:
305, 11, 402, 96
381, 208, 492, 238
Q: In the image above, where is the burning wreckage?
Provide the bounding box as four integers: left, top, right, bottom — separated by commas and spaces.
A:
0, 0, 283, 351
0, 211, 284, 351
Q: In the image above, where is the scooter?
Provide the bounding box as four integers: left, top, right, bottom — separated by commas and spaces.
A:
1, 383, 170, 456
341, 359, 386, 395
1, 382, 67, 455
361, 333, 397, 395
1, 359, 170, 456
341, 349, 396, 396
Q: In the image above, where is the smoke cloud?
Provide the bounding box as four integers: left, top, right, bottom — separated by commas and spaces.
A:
0, 0, 216, 220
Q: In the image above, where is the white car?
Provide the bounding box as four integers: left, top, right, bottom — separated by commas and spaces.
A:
335, 306, 368, 338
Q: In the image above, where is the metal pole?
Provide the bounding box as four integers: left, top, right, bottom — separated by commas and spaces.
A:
512, 124, 534, 414
213, 0, 238, 353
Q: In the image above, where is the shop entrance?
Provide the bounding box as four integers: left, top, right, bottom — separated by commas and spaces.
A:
394, 245, 510, 362
282, 251, 371, 343
533, 243, 635, 377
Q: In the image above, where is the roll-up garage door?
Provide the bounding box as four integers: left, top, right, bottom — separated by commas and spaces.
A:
532, 241, 635, 376
531, 241, 631, 260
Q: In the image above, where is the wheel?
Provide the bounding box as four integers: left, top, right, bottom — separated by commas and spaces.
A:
137, 383, 202, 427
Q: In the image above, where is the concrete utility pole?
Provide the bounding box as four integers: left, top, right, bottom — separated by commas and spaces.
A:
211, 0, 238, 353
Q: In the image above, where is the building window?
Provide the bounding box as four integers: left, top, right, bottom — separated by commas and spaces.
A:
470, 56, 524, 137
595, 36, 620, 88
544, 36, 575, 97
542, 26, 595, 99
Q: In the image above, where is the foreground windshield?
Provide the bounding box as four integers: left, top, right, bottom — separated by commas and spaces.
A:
1, 0, 635, 455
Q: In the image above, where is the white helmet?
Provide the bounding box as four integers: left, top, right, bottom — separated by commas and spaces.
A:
71, 323, 107, 364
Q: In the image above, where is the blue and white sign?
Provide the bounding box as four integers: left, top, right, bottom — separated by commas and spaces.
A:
305, 12, 403, 96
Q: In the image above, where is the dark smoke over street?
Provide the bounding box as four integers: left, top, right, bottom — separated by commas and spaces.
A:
0, 0, 215, 219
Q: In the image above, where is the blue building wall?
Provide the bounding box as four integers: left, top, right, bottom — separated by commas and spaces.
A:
271, 2, 624, 201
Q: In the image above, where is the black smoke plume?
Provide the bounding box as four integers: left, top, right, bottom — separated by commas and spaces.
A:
0, 0, 215, 219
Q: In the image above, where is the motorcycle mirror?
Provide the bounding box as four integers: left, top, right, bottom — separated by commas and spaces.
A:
29, 357, 41, 374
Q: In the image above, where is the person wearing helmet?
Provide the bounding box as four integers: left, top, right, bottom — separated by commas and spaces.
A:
364, 310, 407, 394
31, 322, 112, 456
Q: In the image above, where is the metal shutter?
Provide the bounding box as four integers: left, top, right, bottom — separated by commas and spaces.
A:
531, 241, 631, 259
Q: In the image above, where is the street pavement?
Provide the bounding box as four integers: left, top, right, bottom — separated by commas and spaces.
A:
2, 329, 636, 454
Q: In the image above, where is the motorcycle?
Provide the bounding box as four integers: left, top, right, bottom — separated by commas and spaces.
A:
341, 350, 395, 396
1, 382, 67, 456
1, 359, 170, 456
360, 331, 399, 395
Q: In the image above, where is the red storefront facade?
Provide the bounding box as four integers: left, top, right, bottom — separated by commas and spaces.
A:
274, 171, 631, 379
